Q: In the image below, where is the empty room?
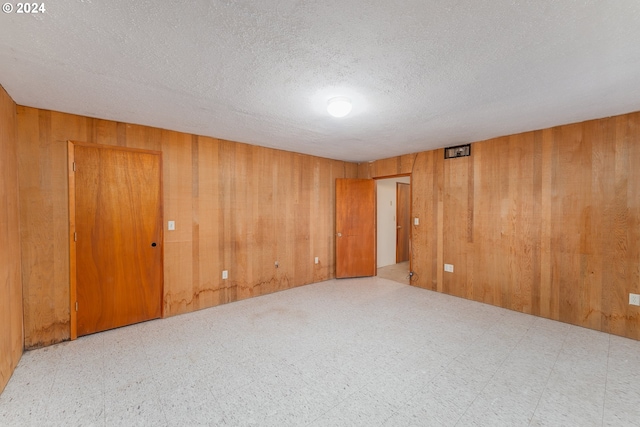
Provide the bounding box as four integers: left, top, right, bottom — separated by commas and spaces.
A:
1, 1, 640, 426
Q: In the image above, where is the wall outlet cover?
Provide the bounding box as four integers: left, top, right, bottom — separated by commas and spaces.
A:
444, 264, 454, 273
630, 293, 640, 306
222, 270, 228, 279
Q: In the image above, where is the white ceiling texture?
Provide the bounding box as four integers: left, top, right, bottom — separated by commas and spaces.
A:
1, 1, 639, 162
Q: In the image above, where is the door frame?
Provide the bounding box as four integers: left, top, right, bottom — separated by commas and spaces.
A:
68, 141, 164, 340
373, 174, 412, 274
396, 181, 411, 263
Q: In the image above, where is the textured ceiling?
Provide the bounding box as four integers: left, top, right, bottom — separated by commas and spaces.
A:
1, 1, 639, 162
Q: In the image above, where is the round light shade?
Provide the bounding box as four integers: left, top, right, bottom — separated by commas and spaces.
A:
327, 96, 352, 118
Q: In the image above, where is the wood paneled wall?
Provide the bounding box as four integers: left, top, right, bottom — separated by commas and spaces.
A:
0, 86, 23, 393
16, 106, 357, 349
357, 153, 416, 179
363, 112, 640, 341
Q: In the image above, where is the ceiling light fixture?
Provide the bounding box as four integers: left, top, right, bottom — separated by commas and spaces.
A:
327, 96, 352, 118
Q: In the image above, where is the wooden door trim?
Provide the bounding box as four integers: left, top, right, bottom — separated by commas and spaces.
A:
68, 140, 164, 340
396, 182, 410, 263
71, 140, 163, 155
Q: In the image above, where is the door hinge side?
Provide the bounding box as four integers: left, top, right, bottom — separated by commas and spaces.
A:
74, 232, 77, 242
73, 162, 76, 172
75, 301, 78, 312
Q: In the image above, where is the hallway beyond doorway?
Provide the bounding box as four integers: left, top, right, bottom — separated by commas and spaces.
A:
377, 261, 410, 285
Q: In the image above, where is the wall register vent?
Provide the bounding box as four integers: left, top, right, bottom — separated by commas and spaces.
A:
444, 144, 471, 159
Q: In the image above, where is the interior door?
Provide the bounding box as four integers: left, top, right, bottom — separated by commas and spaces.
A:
396, 182, 410, 263
74, 144, 163, 336
335, 178, 376, 278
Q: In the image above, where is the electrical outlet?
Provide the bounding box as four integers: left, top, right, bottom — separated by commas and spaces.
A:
222, 270, 228, 280
314, 257, 319, 264
167, 220, 175, 231
444, 264, 454, 273
414, 217, 419, 226
630, 293, 640, 306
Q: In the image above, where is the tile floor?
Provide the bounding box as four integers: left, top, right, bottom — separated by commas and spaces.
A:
1, 277, 639, 426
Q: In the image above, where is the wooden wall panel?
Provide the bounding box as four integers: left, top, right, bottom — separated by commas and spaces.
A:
162, 131, 194, 316
624, 115, 640, 339
410, 150, 443, 291
357, 153, 416, 178
469, 139, 503, 307
16, 106, 355, 347
442, 154, 472, 299
0, 86, 23, 393
18, 110, 95, 346
605, 114, 639, 337
194, 136, 224, 310
368, 111, 640, 341
344, 162, 359, 179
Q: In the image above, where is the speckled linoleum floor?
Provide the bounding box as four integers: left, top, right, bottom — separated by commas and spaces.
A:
1, 277, 639, 426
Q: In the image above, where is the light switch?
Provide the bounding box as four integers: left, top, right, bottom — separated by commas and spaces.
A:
168, 220, 175, 231
444, 264, 454, 273
414, 217, 419, 226
314, 257, 319, 264
222, 270, 228, 279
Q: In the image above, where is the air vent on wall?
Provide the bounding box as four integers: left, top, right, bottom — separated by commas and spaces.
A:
444, 144, 471, 159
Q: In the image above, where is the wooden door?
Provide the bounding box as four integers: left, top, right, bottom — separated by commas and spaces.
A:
335, 178, 376, 278
73, 144, 163, 337
396, 182, 410, 263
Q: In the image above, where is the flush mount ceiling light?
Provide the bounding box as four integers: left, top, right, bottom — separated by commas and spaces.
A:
327, 96, 352, 118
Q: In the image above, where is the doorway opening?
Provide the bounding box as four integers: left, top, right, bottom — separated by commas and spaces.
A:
375, 175, 411, 285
